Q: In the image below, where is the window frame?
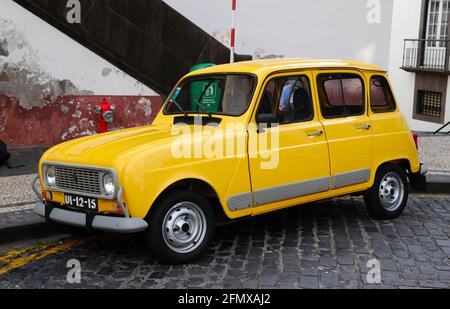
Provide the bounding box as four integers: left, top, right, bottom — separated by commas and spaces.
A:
425, 0, 450, 47
255, 73, 315, 125
316, 72, 366, 119
416, 90, 444, 118
163, 72, 258, 118
412, 74, 447, 124
369, 75, 397, 114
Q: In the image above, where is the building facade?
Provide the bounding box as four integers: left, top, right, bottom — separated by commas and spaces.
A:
389, 0, 450, 132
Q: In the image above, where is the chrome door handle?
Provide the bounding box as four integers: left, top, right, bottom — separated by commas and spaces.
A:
307, 130, 324, 137
356, 124, 371, 130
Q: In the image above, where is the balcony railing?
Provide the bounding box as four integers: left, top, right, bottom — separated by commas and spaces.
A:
402, 39, 450, 74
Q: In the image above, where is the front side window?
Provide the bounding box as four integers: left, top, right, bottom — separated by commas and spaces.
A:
370, 75, 396, 113
257, 75, 314, 124
317, 73, 365, 118
164, 74, 256, 116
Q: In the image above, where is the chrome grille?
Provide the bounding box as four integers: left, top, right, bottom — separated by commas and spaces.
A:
54, 166, 102, 195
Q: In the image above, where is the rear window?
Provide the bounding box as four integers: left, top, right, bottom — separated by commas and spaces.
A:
370, 75, 396, 113
317, 73, 365, 118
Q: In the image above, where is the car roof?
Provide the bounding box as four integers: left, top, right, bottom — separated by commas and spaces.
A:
188, 58, 385, 76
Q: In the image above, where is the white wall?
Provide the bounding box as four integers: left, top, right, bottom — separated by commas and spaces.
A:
165, 0, 394, 69
0, 0, 157, 108
388, 0, 424, 130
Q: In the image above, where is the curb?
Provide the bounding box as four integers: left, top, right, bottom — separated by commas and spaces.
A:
424, 174, 450, 194
0, 221, 60, 245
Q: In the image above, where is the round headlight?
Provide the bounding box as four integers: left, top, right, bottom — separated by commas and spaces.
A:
46, 166, 56, 186
102, 173, 115, 196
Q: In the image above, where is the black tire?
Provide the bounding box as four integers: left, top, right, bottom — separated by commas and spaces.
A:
364, 164, 409, 220
145, 190, 215, 264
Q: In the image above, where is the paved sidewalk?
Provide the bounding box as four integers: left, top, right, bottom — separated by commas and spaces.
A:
0, 174, 38, 207
0, 171, 42, 231
418, 134, 450, 176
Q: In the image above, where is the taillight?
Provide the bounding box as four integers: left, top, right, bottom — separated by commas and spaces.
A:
412, 133, 419, 150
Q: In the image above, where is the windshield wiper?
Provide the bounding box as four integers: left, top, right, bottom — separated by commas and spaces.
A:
170, 98, 188, 117
192, 99, 212, 118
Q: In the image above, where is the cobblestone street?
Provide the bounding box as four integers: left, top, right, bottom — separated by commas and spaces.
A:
0, 195, 449, 289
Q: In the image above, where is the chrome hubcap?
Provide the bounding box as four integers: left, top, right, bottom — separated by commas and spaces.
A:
379, 172, 404, 212
162, 202, 207, 253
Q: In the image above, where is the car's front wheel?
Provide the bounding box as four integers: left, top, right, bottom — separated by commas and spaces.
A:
145, 190, 215, 264
364, 164, 409, 220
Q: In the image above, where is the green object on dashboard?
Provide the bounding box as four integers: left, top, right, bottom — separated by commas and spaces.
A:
190, 63, 221, 113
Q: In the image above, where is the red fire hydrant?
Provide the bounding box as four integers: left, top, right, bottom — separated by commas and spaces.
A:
96, 98, 115, 133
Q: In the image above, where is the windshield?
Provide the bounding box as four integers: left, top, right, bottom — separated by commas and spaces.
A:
164, 74, 256, 116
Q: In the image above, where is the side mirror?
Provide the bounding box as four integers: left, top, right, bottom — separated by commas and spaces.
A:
256, 114, 279, 127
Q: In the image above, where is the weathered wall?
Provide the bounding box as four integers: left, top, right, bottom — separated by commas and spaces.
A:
0, 1, 157, 104
0, 1, 162, 146
0, 95, 162, 146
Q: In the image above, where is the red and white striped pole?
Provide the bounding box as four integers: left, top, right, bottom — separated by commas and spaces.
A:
230, 0, 237, 63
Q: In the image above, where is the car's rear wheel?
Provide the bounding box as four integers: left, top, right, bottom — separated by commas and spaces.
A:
145, 190, 215, 264
364, 164, 409, 219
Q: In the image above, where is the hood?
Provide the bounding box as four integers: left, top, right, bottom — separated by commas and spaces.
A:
42, 124, 175, 167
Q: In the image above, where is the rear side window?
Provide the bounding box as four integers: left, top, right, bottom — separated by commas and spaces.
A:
370, 75, 396, 113
317, 73, 365, 118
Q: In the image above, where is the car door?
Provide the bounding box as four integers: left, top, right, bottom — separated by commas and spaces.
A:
248, 71, 331, 215
314, 70, 373, 192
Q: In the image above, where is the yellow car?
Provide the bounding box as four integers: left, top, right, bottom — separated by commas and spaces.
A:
33, 59, 427, 264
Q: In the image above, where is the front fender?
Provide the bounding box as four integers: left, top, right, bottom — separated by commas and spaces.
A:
120, 156, 252, 220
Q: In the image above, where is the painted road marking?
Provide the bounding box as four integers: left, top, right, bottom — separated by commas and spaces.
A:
0, 238, 93, 276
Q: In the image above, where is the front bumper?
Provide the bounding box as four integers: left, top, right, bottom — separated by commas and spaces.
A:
34, 201, 148, 233
32, 177, 148, 233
